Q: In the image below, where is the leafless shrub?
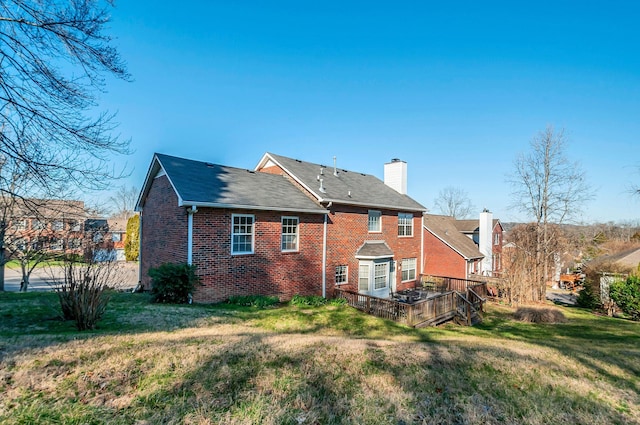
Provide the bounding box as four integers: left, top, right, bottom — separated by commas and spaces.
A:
54, 259, 119, 331
513, 307, 567, 324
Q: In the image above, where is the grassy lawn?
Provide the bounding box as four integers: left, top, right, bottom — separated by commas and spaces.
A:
0, 292, 638, 424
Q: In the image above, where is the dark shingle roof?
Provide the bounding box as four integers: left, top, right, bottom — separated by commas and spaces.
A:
355, 241, 394, 259
424, 214, 484, 260
138, 153, 327, 214
258, 153, 426, 212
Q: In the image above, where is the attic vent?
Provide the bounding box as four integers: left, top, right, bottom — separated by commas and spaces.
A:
246, 170, 255, 174
319, 178, 326, 193
295, 159, 302, 163
205, 162, 215, 167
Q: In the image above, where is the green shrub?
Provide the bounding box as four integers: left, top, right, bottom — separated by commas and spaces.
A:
609, 275, 640, 321
226, 295, 280, 308
328, 297, 347, 306
124, 215, 140, 261
289, 294, 346, 307
290, 294, 327, 307
576, 282, 601, 309
148, 263, 199, 304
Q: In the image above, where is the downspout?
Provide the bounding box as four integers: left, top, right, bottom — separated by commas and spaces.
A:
322, 212, 328, 298
136, 210, 143, 292
420, 213, 424, 278
187, 206, 198, 265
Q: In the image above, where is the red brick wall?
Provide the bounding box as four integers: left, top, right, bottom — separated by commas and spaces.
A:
326, 205, 422, 294
492, 224, 503, 274
258, 161, 423, 295
191, 209, 325, 303
422, 229, 468, 279
140, 175, 188, 289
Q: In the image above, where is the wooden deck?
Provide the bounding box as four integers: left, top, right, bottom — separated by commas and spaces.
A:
335, 276, 488, 327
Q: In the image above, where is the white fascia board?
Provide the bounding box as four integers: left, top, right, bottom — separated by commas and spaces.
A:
178, 200, 328, 215
135, 155, 183, 212
355, 254, 395, 260
422, 224, 484, 261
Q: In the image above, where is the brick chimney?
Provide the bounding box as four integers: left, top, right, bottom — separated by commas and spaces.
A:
384, 158, 407, 195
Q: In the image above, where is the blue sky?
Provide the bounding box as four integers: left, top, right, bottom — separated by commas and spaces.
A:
98, 1, 639, 223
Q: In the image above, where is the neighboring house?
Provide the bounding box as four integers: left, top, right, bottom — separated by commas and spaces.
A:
454, 209, 504, 276
422, 214, 484, 280
8, 199, 87, 255
136, 153, 427, 303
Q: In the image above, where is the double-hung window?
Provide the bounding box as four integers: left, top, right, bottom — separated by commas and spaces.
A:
335, 265, 348, 285
374, 262, 389, 290
401, 258, 416, 282
281, 217, 299, 252
232, 214, 254, 255
398, 213, 413, 236
368, 210, 381, 232
358, 264, 370, 291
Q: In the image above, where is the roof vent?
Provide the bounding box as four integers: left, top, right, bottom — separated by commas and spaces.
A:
333, 156, 338, 177
319, 178, 326, 193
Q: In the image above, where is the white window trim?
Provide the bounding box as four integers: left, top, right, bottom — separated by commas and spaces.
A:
358, 263, 370, 291
401, 258, 417, 282
281, 216, 299, 252
368, 210, 382, 233
398, 212, 413, 237
335, 265, 348, 285
231, 213, 255, 255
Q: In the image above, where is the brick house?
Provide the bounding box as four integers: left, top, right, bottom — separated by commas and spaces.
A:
136, 153, 427, 303
422, 214, 484, 280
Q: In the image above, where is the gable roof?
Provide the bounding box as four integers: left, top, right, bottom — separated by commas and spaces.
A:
355, 241, 394, 259
423, 214, 484, 260
589, 247, 640, 272
256, 152, 426, 212
136, 153, 327, 214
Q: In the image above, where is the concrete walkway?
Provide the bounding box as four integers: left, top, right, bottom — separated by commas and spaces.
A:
2, 262, 140, 292
546, 289, 578, 306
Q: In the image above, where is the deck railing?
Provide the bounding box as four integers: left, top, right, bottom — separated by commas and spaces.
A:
334, 276, 488, 327
334, 287, 457, 327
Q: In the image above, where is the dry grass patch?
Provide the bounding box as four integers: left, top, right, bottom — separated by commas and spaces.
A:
513, 306, 567, 323
0, 293, 639, 424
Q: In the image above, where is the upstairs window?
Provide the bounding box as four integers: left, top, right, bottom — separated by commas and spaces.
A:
398, 213, 413, 237
494, 233, 500, 245
52, 220, 64, 231
368, 210, 381, 232
281, 217, 299, 252
232, 214, 254, 255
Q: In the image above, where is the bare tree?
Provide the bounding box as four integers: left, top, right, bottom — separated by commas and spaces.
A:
108, 185, 138, 220
0, 1, 130, 198
508, 126, 591, 302
433, 186, 476, 219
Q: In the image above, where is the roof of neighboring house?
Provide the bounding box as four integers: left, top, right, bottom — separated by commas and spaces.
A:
589, 247, 640, 272
136, 153, 328, 214
255, 152, 427, 212
355, 241, 394, 259
454, 218, 503, 233
4, 198, 86, 220
423, 214, 484, 260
